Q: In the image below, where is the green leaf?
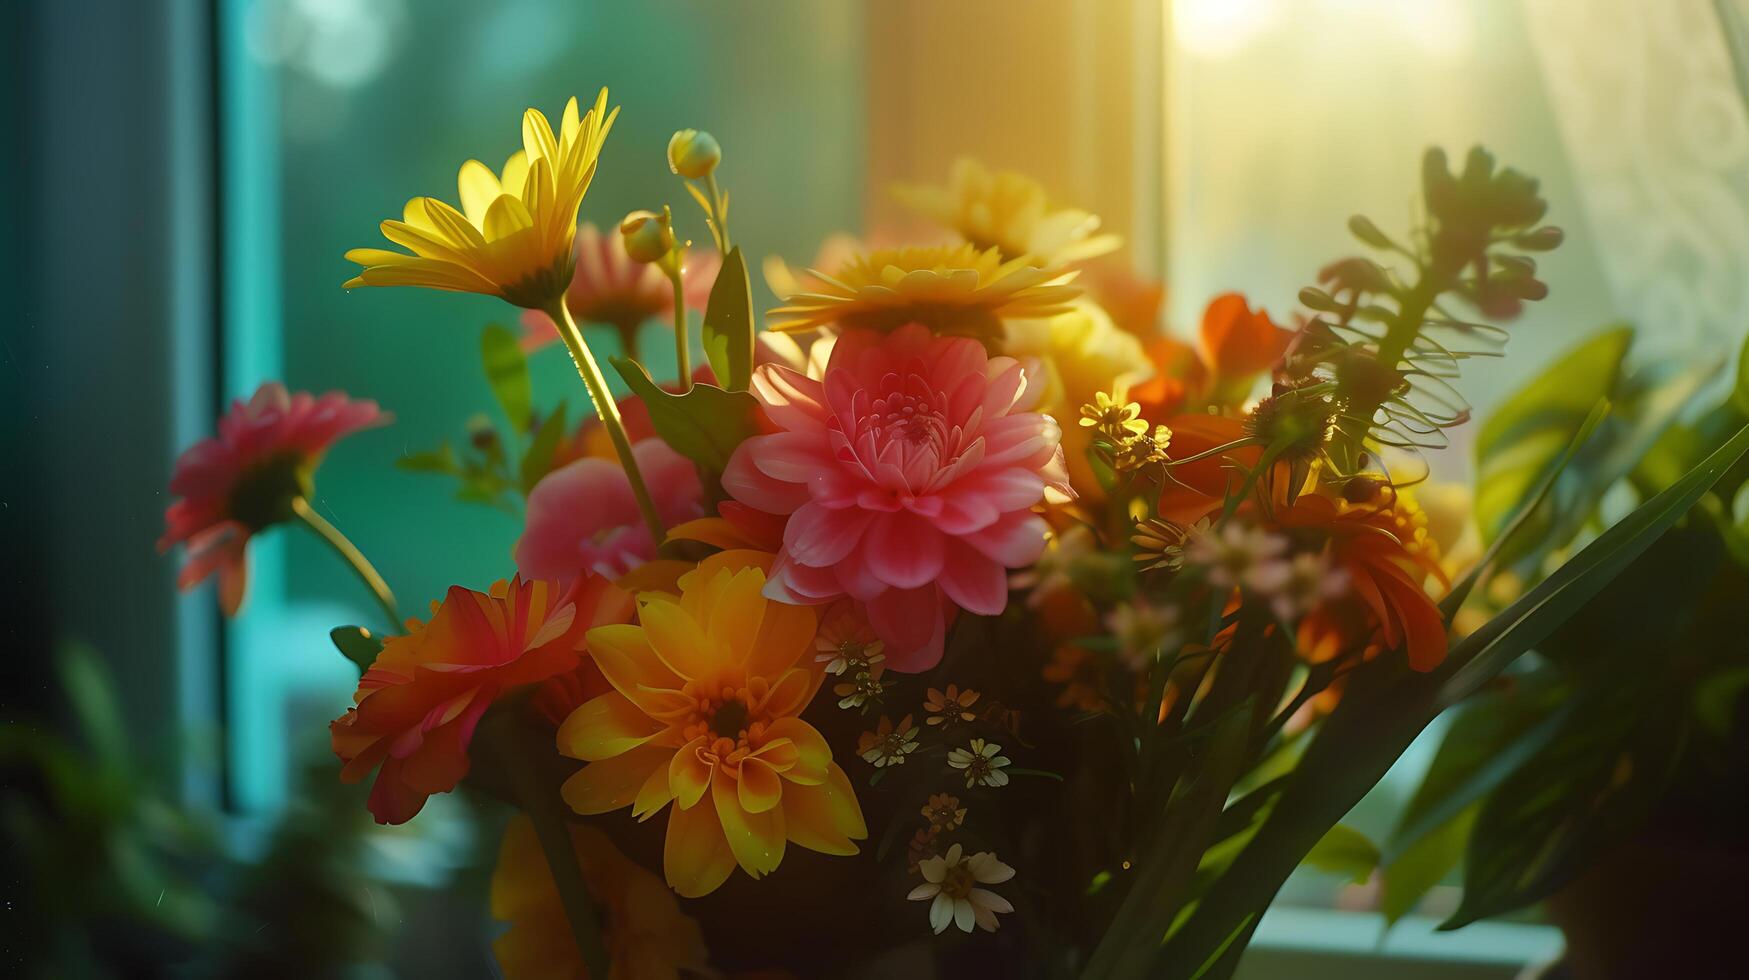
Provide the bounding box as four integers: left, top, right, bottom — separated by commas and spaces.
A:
1302, 824, 1380, 884
329, 626, 383, 673
480, 323, 532, 432
1735, 327, 1749, 415
519, 404, 568, 494
59, 642, 126, 768
1695, 666, 1749, 736
1158, 421, 1749, 974
1442, 693, 1683, 929
1387, 671, 1572, 861
1380, 804, 1476, 925
396, 444, 458, 474
611, 357, 757, 479
1474, 327, 1630, 550
1082, 703, 1254, 980
700, 247, 755, 391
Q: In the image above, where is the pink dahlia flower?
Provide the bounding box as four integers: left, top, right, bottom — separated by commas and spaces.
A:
519, 222, 721, 351
159, 382, 389, 615
516, 439, 703, 580
723, 324, 1067, 671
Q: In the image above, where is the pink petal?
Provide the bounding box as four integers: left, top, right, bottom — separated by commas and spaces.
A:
940, 539, 1007, 616
962, 511, 1050, 567
723, 438, 810, 515
864, 511, 945, 589
783, 502, 877, 568
865, 586, 947, 672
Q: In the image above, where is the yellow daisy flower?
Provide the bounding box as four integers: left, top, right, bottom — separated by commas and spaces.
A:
767, 243, 1080, 338
557, 554, 867, 898
892, 158, 1120, 265
345, 89, 619, 309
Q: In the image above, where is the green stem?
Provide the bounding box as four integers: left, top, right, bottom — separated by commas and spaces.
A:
544, 299, 667, 546
1333, 274, 1439, 469
666, 261, 692, 391
291, 496, 400, 627
704, 172, 730, 252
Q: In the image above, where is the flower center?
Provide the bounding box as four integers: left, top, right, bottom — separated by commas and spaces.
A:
941, 864, 976, 900
867, 380, 952, 456
709, 698, 749, 739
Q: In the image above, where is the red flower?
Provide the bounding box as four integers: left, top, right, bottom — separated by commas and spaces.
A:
159, 382, 387, 615
330, 574, 632, 824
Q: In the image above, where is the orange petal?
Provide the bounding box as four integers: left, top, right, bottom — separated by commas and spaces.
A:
712, 768, 786, 876
556, 692, 663, 762
783, 762, 866, 856
737, 757, 784, 814
764, 717, 830, 785
668, 735, 713, 808
707, 567, 768, 665
664, 793, 735, 898
561, 743, 670, 815
632, 756, 676, 820
762, 668, 816, 719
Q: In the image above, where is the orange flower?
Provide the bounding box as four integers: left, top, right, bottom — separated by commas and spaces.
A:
557, 554, 866, 897
491, 814, 708, 980
1199, 292, 1290, 390
331, 574, 631, 824
1275, 491, 1448, 671
1153, 413, 1268, 526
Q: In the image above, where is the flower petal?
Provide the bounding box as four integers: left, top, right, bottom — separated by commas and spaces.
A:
713, 769, 786, 877
782, 762, 866, 855
556, 692, 663, 761
561, 743, 670, 815
664, 792, 736, 898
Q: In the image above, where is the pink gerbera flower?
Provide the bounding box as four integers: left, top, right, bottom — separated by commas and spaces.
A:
723, 324, 1067, 670
518, 222, 720, 352
159, 382, 388, 615
515, 439, 704, 580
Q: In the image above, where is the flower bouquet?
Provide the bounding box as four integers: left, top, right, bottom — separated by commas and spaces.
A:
159, 89, 1749, 978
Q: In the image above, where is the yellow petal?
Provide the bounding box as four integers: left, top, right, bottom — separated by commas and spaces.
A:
712, 768, 785, 876
762, 668, 815, 720
632, 757, 675, 820
456, 159, 503, 227
584, 624, 682, 707
737, 757, 784, 814
746, 595, 817, 678
560, 743, 670, 815
483, 193, 534, 242
668, 735, 713, 809
638, 596, 717, 680
710, 567, 768, 665
556, 692, 663, 762
783, 762, 866, 856
560, 96, 581, 145
500, 149, 530, 193
664, 791, 735, 898
523, 105, 561, 165
763, 716, 831, 785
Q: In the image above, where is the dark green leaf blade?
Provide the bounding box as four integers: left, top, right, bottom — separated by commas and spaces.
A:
330, 626, 384, 673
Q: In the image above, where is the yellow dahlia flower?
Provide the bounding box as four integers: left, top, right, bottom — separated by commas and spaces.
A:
893, 158, 1120, 266
344, 90, 619, 309
768, 243, 1080, 338
558, 555, 866, 897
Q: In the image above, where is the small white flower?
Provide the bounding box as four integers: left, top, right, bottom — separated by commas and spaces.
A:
1106, 598, 1182, 671
1185, 520, 1288, 591
1266, 550, 1351, 622
906, 843, 1017, 934
946, 738, 1011, 788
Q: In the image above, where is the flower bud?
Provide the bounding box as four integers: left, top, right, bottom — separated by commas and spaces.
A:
667, 129, 721, 179
619, 209, 675, 264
